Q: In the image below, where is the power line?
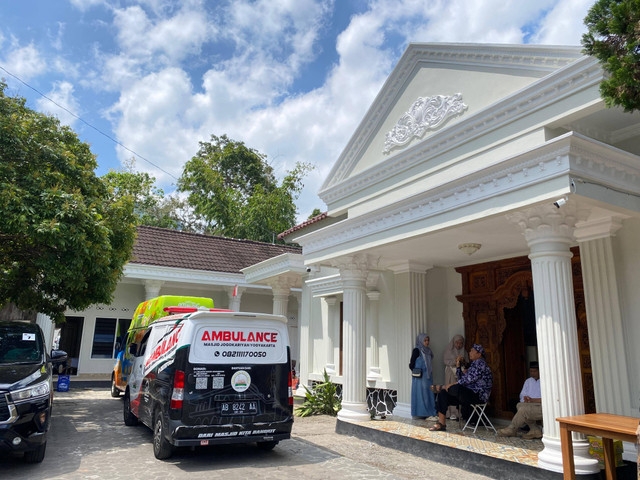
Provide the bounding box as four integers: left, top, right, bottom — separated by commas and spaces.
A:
0, 65, 179, 181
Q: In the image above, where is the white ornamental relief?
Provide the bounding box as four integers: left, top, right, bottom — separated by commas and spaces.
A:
383, 93, 468, 153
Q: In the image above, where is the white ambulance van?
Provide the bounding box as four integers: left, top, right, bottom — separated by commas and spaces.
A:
123, 307, 294, 459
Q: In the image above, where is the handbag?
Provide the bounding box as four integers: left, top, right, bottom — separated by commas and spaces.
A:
411, 368, 422, 378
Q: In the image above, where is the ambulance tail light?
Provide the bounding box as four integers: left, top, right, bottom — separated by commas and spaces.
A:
170, 370, 185, 409
288, 370, 294, 406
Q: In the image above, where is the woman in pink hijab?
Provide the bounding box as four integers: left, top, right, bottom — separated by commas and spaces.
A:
442, 334, 469, 420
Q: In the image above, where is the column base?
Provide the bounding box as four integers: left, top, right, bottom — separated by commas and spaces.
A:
391, 402, 411, 419
337, 401, 371, 422
366, 367, 382, 382
537, 436, 599, 474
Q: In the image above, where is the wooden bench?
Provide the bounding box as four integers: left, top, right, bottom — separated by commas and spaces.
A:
556, 413, 638, 480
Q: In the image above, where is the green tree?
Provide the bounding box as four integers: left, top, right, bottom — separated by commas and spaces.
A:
102, 159, 205, 233
178, 134, 311, 242
308, 208, 323, 220
102, 158, 178, 229
0, 83, 137, 324
582, 0, 640, 111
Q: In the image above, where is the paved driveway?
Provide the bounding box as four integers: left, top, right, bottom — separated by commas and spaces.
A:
1, 388, 493, 479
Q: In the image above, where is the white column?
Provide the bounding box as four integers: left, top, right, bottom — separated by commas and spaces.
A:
336, 255, 370, 422
575, 216, 632, 415
366, 290, 382, 381
226, 286, 244, 312
508, 203, 598, 475
389, 262, 428, 418
36, 313, 55, 351
144, 280, 164, 300
270, 280, 291, 317
296, 270, 313, 396
324, 297, 337, 375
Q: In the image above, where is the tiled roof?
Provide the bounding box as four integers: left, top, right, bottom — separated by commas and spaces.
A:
130, 226, 301, 274
277, 211, 328, 239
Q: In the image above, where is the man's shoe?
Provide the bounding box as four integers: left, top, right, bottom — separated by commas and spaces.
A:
497, 426, 517, 437
522, 429, 543, 440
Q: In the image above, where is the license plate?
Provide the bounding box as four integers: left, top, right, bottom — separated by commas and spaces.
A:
220, 401, 258, 416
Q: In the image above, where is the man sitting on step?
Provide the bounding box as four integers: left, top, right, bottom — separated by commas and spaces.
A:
498, 361, 542, 440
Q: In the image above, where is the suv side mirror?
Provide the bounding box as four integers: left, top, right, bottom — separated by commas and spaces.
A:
128, 344, 138, 356
50, 349, 68, 366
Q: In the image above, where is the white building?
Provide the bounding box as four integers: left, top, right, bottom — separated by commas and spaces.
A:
22, 42, 640, 477
272, 43, 640, 475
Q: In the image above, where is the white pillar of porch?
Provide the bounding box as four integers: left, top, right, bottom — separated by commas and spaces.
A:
508, 203, 598, 475
226, 286, 244, 312
366, 290, 382, 381
336, 255, 370, 422
296, 270, 314, 396
390, 263, 428, 419
324, 296, 337, 375
270, 280, 291, 317
574, 216, 632, 415
144, 280, 164, 300
292, 291, 301, 370
36, 313, 55, 351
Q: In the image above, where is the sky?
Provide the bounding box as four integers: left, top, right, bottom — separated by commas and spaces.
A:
0, 0, 595, 222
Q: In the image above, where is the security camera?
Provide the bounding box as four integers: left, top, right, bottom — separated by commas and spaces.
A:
306, 267, 312, 273
553, 197, 567, 208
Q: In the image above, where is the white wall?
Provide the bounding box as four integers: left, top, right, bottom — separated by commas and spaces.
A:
69, 282, 145, 375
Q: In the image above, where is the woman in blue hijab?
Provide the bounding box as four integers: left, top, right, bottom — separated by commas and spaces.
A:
409, 333, 436, 418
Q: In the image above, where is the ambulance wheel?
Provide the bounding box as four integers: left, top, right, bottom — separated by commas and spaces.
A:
110, 375, 120, 397
153, 413, 174, 460
123, 391, 138, 426
257, 440, 278, 451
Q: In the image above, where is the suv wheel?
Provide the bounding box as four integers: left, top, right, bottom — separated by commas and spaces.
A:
110, 375, 120, 397
24, 442, 46, 463
123, 391, 138, 426
153, 412, 174, 460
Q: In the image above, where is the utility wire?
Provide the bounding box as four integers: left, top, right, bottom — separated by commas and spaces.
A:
0, 65, 179, 181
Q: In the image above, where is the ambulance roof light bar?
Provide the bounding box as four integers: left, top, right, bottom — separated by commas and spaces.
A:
163, 306, 233, 314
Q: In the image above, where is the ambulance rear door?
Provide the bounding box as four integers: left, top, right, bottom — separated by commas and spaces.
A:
182, 313, 291, 428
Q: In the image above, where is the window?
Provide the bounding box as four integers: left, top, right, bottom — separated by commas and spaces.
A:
91, 318, 131, 359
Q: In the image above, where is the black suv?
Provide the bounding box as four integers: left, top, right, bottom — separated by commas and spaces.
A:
0, 321, 67, 463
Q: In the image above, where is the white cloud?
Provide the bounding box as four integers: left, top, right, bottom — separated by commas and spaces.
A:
531, 0, 592, 45
111, 3, 211, 65
108, 67, 201, 183
2, 43, 46, 81
99, 0, 596, 221
67, 0, 105, 12
36, 81, 80, 128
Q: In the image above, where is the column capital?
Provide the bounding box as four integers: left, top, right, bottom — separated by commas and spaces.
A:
386, 261, 431, 274
324, 296, 338, 306
267, 278, 293, 297
366, 290, 380, 301
574, 216, 624, 242
144, 280, 164, 300
506, 201, 588, 254
332, 254, 370, 283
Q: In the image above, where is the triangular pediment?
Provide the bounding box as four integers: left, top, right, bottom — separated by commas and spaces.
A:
320, 43, 584, 201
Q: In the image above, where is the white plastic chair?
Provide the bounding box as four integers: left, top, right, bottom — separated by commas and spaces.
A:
461, 403, 497, 434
